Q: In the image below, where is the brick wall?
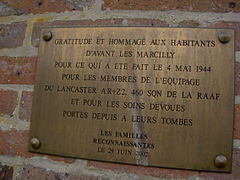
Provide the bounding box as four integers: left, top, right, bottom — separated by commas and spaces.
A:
0, 0, 240, 179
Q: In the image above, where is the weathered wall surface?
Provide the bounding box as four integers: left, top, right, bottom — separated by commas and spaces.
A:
0, 0, 240, 179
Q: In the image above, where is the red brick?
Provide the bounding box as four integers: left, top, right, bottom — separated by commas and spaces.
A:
0, 2, 24, 16
0, 22, 26, 49
235, 104, 240, 139
88, 149, 240, 179
0, 129, 75, 164
0, 164, 13, 180
31, 19, 168, 47
0, 129, 33, 157
104, 0, 240, 12
0, 89, 18, 116
0, 0, 83, 15
16, 166, 105, 180
19, 91, 32, 121
0, 56, 37, 84
208, 22, 240, 51
236, 62, 240, 96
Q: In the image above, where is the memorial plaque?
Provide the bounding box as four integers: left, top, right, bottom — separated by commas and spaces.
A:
29, 27, 234, 172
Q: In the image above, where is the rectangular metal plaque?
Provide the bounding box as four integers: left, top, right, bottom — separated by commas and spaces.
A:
29, 27, 234, 172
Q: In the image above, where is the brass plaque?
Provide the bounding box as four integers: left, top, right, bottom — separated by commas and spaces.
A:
29, 27, 234, 172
